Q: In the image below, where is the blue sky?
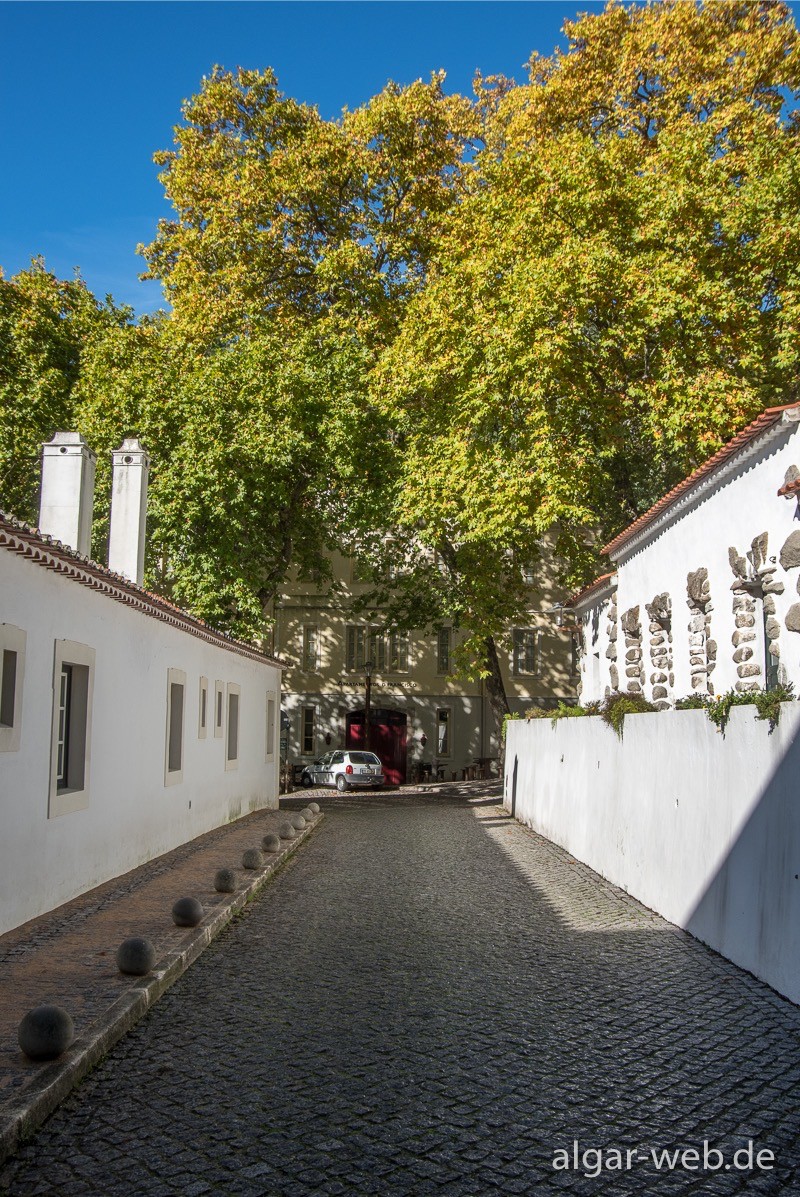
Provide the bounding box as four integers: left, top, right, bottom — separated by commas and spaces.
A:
0, 1, 607, 315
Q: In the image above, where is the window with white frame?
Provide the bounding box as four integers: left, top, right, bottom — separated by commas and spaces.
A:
165, 668, 186, 786
512, 628, 540, 676
214, 680, 224, 738
302, 706, 316, 755
265, 692, 276, 760
0, 624, 26, 753
437, 627, 451, 675
436, 708, 451, 758
226, 683, 241, 770
302, 625, 319, 673
198, 676, 208, 739
49, 640, 95, 817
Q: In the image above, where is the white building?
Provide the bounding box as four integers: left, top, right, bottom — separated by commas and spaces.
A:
575, 403, 800, 706
0, 433, 282, 935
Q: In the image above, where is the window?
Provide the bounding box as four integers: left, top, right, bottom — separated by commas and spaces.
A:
214, 680, 224, 738
49, 640, 94, 817
512, 628, 540, 676
521, 564, 537, 585
303, 625, 319, 673
0, 624, 25, 753
436, 708, 451, 758
346, 626, 367, 671
198, 676, 208, 739
226, 683, 241, 770
302, 706, 316, 755
388, 629, 409, 673
266, 693, 276, 759
370, 630, 386, 672
437, 627, 451, 675
165, 668, 186, 786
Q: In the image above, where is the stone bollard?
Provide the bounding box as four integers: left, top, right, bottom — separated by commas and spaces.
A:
300, 807, 314, 821
262, 833, 281, 853
18, 1005, 75, 1061
242, 848, 264, 870
278, 821, 297, 840
116, 937, 156, 976
172, 897, 203, 927
214, 868, 236, 893
308, 802, 320, 814
290, 813, 307, 831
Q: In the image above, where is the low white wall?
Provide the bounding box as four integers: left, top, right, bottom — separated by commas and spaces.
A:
0, 549, 281, 934
505, 704, 800, 1005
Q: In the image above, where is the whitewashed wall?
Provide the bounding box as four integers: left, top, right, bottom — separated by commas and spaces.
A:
0, 548, 281, 934
505, 706, 800, 1005
579, 417, 800, 705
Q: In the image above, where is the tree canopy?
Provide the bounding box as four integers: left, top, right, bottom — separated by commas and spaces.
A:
2, 0, 800, 715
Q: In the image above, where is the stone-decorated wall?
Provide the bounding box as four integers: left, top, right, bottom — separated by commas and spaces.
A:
686, 568, 715, 695
620, 605, 645, 695
606, 590, 618, 693
645, 592, 673, 709
729, 533, 784, 693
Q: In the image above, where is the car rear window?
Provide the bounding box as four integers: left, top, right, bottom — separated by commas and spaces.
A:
348, 752, 381, 765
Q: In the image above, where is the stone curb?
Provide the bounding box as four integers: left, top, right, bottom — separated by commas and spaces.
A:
0, 812, 323, 1165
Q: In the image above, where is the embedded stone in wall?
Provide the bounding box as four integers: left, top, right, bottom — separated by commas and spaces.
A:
620, 607, 640, 636
731, 629, 756, 646
764, 595, 777, 615
785, 604, 800, 633
735, 613, 756, 628
763, 577, 785, 594
609, 664, 619, 689
766, 616, 781, 640
687, 567, 709, 606
728, 547, 748, 579
736, 679, 761, 693
779, 531, 800, 571
738, 663, 761, 678
733, 646, 753, 663
750, 532, 768, 572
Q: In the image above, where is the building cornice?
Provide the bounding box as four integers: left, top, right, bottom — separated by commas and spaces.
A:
604, 406, 800, 564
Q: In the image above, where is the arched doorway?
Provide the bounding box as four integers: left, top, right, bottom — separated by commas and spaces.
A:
346, 707, 407, 785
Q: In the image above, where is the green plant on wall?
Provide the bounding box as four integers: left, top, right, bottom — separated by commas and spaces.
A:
676, 684, 795, 733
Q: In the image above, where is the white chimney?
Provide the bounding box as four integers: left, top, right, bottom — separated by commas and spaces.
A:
107, 438, 149, 585
39, 432, 96, 556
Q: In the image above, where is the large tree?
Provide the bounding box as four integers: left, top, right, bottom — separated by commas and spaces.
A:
369, 0, 800, 729
0, 262, 128, 522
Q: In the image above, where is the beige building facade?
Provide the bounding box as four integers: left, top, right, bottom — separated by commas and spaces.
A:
273, 550, 578, 783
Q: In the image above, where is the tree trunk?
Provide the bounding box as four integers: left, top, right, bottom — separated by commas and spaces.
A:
483, 634, 510, 777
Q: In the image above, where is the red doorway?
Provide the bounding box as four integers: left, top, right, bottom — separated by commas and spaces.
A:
346, 707, 407, 785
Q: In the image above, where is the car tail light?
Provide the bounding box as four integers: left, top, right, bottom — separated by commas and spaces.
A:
345, 764, 353, 774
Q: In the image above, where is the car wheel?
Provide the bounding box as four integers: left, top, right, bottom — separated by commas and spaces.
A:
336, 774, 348, 792
301, 773, 313, 788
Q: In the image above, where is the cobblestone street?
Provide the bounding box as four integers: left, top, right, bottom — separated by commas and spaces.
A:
2, 790, 800, 1195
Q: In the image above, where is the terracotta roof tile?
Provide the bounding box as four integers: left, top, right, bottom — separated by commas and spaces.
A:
603, 403, 800, 558
571, 571, 617, 608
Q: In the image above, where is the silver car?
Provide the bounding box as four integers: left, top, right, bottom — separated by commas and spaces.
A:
301, 749, 385, 791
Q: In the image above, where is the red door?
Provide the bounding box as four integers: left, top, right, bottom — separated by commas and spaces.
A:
346, 708, 407, 785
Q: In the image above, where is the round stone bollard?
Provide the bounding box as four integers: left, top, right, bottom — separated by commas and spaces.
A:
18, 1005, 75, 1061
214, 868, 236, 893
262, 832, 281, 853
300, 807, 314, 821
172, 897, 203, 928
278, 821, 297, 840
290, 814, 307, 831
116, 937, 156, 976
242, 848, 264, 870
308, 802, 320, 814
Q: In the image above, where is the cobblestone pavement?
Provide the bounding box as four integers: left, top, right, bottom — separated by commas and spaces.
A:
2, 789, 800, 1196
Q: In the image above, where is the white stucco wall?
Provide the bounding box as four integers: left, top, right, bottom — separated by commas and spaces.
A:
0, 548, 281, 934
505, 705, 800, 1005
578, 417, 800, 705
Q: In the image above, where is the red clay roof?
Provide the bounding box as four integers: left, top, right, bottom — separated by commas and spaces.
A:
571, 571, 616, 609
0, 511, 283, 668
603, 403, 800, 559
